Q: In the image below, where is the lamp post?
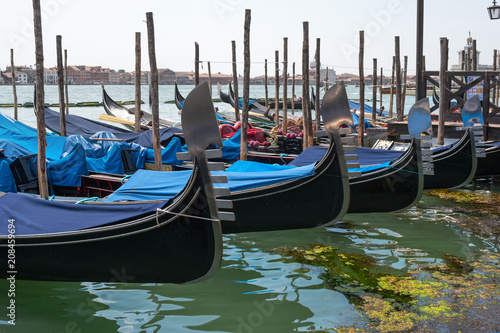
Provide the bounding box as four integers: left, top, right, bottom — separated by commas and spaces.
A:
488, 0, 500, 20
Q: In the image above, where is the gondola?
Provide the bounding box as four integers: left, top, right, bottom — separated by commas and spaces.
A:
107, 82, 352, 233
102, 85, 177, 129
0, 82, 227, 283
174, 82, 185, 111
424, 95, 480, 189
290, 98, 428, 214
218, 82, 350, 233
347, 138, 423, 213
423, 128, 477, 189
475, 142, 500, 177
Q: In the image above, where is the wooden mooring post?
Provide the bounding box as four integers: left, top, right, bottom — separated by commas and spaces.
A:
33, 0, 49, 199
401, 55, 408, 114
415, 0, 425, 100
208, 61, 212, 96
283, 37, 288, 134
437, 37, 449, 146
264, 59, 268, 108
194, 42, 199, 86
379, 67, 383, 115
315, 38, 321, 130
358, 31, 365, 147
231, 40, 240, 121
10, 49, 18, 120
302, 21, 313, 149
135, 32, 141, 133
64, 49, 69, 114
274, 50, 280, 124
493, 49, 497, 106
56, 35, 66, 136
372, 58, 377, 124
389, 56, 395, 117
395, 36, 403, 121
291, 62, 295, 115
240, 9, 251, 161
146, 12, 161, 171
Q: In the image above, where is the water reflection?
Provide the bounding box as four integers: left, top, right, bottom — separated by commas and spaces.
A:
1, 195, 499, 332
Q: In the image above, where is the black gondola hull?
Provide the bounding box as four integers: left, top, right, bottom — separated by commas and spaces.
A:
219, 142, 349, 233
475, 145, 500, 177
348, 140, 423, 213
0, 168, 222, 283
424, 129, 477, 189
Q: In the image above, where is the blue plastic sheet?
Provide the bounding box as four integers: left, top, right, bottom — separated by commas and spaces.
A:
48, 144, 88, 187
104, 163, 316, 202
0, 192, 167, 236
0, 113, 66, 160
0, 139, 34, 164
180, 128, 243, 161
289, 146, 404, 173
0, 160, 16, 193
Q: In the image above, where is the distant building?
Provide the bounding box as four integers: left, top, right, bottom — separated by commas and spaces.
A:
175, 71, 194, 84
44, 69, 57, 85
451, 34, 493, 71
109, 70, 120, 85
159, 68, 176, 85
199, 73, 233, 85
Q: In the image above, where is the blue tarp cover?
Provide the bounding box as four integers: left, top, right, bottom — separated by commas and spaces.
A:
180, 128, 243, 161
0, 161, 16, 193
48, 143, 88, 187
0, 113, 66, 160
289, 146, 403, 173
104, 163, 316, 202
0, 193, 167, 236
0, 139, 34, 165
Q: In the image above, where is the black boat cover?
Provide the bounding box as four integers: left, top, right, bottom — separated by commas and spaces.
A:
44, 107, 184, 148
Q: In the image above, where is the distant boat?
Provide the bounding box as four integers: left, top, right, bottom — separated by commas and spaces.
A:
102, 85, 177, 130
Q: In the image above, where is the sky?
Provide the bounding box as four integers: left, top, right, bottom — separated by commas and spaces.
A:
0, 0, 499, 77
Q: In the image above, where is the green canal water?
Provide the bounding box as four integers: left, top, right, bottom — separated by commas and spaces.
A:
1, 85, 499, 332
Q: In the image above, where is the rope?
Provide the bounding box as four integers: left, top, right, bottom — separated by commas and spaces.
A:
155, 208, 219, 226
75, 197, 100, 204
121, 175, 132, 183
280, 154, 290, 164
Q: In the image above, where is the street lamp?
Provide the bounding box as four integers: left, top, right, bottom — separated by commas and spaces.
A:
488, 0, 500, 20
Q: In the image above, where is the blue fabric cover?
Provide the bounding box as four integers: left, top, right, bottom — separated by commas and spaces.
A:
180, 129, 243, 161
351, 112, 371, 129
289, 146, 403, 173
216, 113, 233, 125
225, 160, 297, 172
0, 139, 34, 164
104, 163, 316, 202
48, 143, 88, 187
0, 161, 16, 193
44, 107, 184, 148
0, 113, 66, 160
238, 98, 256, 110
0, 193, 167, 236
349, 101, 389, 117
145, 137, 184, 166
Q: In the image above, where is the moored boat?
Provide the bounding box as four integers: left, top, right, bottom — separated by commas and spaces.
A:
0, 82, 227, 283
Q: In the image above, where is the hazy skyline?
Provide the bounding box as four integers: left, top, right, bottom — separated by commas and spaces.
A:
1, 0, 498, 77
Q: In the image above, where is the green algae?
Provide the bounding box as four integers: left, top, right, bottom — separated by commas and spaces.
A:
425, 189, 500, 239
274, 245, 500, 332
